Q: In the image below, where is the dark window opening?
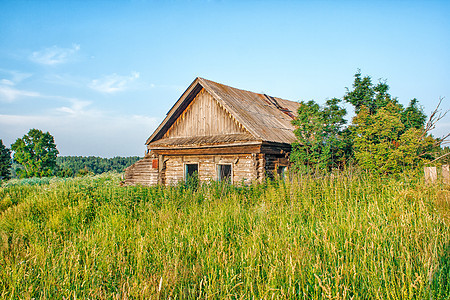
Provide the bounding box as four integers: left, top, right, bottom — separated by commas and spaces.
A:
185, 163, 198, 179
277, 166, 287, 179
185, 163, 199, 189
218, 164, 232, 182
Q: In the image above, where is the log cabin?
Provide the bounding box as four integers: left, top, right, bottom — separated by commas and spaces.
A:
124, 77, 300, 186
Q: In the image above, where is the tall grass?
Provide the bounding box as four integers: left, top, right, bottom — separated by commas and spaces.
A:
0, 172, 449, 299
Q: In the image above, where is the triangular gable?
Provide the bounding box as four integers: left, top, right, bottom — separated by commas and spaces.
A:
163, 88, 249, 139
146, 77, 258, 145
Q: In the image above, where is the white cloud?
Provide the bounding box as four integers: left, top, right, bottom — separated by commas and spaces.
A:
0, 85, 41, 102
54, 99, 93, 116
1, 79, 14, 86
0, 69, 38, 102
11, 71, 32, 83
0, 69, 32, 83
42, 73, 85, 87
89, 72, 140, 93
30, 44, 80, 65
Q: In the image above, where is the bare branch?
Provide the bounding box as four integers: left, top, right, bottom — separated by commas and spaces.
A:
419, 97, 449, 142
424, 151, 450, 165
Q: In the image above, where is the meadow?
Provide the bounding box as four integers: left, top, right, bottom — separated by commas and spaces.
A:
0, 171, 449, 299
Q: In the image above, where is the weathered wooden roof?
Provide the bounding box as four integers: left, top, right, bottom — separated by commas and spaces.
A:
150, 133, 257, 148
146, 77, 300, 146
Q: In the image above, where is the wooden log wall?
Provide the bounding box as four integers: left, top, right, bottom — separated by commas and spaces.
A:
124, 151, 292, 186
162, 154, 257, 185
123, 155, 159, 186
264, 154, 289, 180
256, 153, 265, 183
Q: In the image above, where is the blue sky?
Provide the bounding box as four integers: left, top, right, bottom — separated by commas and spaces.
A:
1, 0, 449, 157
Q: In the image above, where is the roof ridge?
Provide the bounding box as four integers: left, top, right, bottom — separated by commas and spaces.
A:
198, 77, 298, 105
200, 77, 297, 120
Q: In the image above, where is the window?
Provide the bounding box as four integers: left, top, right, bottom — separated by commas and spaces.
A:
185, 163, 198, 180
217, 164, 232, 182
277, 166, 287, 179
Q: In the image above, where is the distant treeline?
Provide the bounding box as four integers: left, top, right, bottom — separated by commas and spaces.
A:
56, 156, 141, 177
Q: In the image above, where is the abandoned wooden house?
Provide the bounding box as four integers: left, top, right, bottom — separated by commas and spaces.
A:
124, 77, 300, 186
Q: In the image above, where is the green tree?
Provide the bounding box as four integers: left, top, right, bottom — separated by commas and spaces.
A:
352, 104, 436, 174
344, 70, 402, 114
11, 129, 59, 178
291, 98, 347, 171
0, 139, 12, 180
344, 71, 427, 132
342, 70, 444, 174
401, 98, 426, 130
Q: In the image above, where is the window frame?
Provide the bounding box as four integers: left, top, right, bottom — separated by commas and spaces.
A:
184, 163, 199, 181
217, 163, 233, 183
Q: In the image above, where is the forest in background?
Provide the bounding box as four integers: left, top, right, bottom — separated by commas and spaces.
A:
8, 156, 141, 179
55, 156, 141, 177
56, 156, 140, 177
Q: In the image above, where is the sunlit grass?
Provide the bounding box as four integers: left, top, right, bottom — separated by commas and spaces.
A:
0, 172, 449, 299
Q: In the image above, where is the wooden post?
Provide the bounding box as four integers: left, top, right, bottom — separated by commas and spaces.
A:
443, 165, 449, 184
424, 166, 437, 184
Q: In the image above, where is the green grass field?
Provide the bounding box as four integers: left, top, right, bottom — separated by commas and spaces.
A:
0, 172, 449, 299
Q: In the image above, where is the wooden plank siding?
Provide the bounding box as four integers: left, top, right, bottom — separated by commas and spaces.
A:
163, 88, 248, 139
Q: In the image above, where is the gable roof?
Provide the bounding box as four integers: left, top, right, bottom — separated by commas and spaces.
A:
146, 77, 300, 146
